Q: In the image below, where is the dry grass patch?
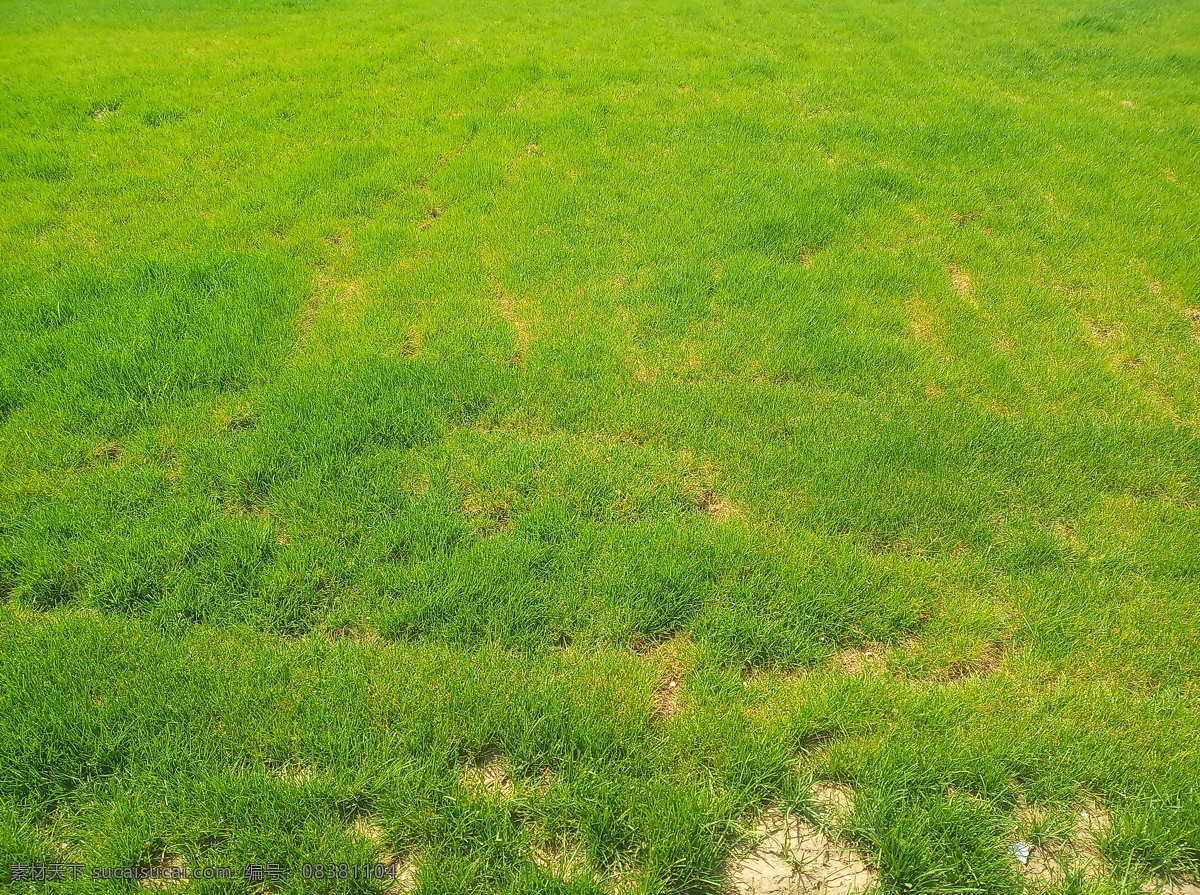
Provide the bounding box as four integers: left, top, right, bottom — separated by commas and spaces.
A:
295, 273, 368, 351
215, 401, 256, 432
1083, 317, 1119, 345
940, 640, 1007, 682
830, 636, 1008, 683
222, 495, 267, 519
402, 324, 422, 358
681, 453, 741, 521
87, 441, 123, 464
1185, 308, 1200, 345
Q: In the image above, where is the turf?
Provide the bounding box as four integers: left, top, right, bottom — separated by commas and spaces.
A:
1, 0, 1199, 891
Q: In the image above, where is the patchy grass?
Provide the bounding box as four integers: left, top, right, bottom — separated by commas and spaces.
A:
2, 0, 1200, 890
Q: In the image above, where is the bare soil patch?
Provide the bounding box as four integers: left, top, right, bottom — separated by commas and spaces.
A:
949, 264, 976, 305
1146, 881, 1200, 895
906, 294, 940, 344
461, 754, 515, 797
493, 285, 534, 363
270, 761, 315, 784
349, 817, 418, 894
831, 645, 889, 675
644, 633, 697, 719
417, 206, 443, 230
730, 811, 878, 894
530, 829, 592, 881
139, 855, 188, 889
811, 783, 855, 819
696, 489, 738, 521
461, 491, 513, 536
940, 641, 1006, 682
1012, 799, 1109, 886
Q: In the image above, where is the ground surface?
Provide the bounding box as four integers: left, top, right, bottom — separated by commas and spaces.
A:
1, 0, 1199, 891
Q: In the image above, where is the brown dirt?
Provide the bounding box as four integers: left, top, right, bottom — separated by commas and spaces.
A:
351, 817, 387, 842
1145, 881, 1200, 895
530, 830, 591, 880
730, 811, 878, 894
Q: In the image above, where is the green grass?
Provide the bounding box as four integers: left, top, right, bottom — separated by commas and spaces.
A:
1, 0, 1199, 890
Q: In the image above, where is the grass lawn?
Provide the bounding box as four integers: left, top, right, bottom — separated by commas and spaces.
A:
2, 0, 1199, 890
